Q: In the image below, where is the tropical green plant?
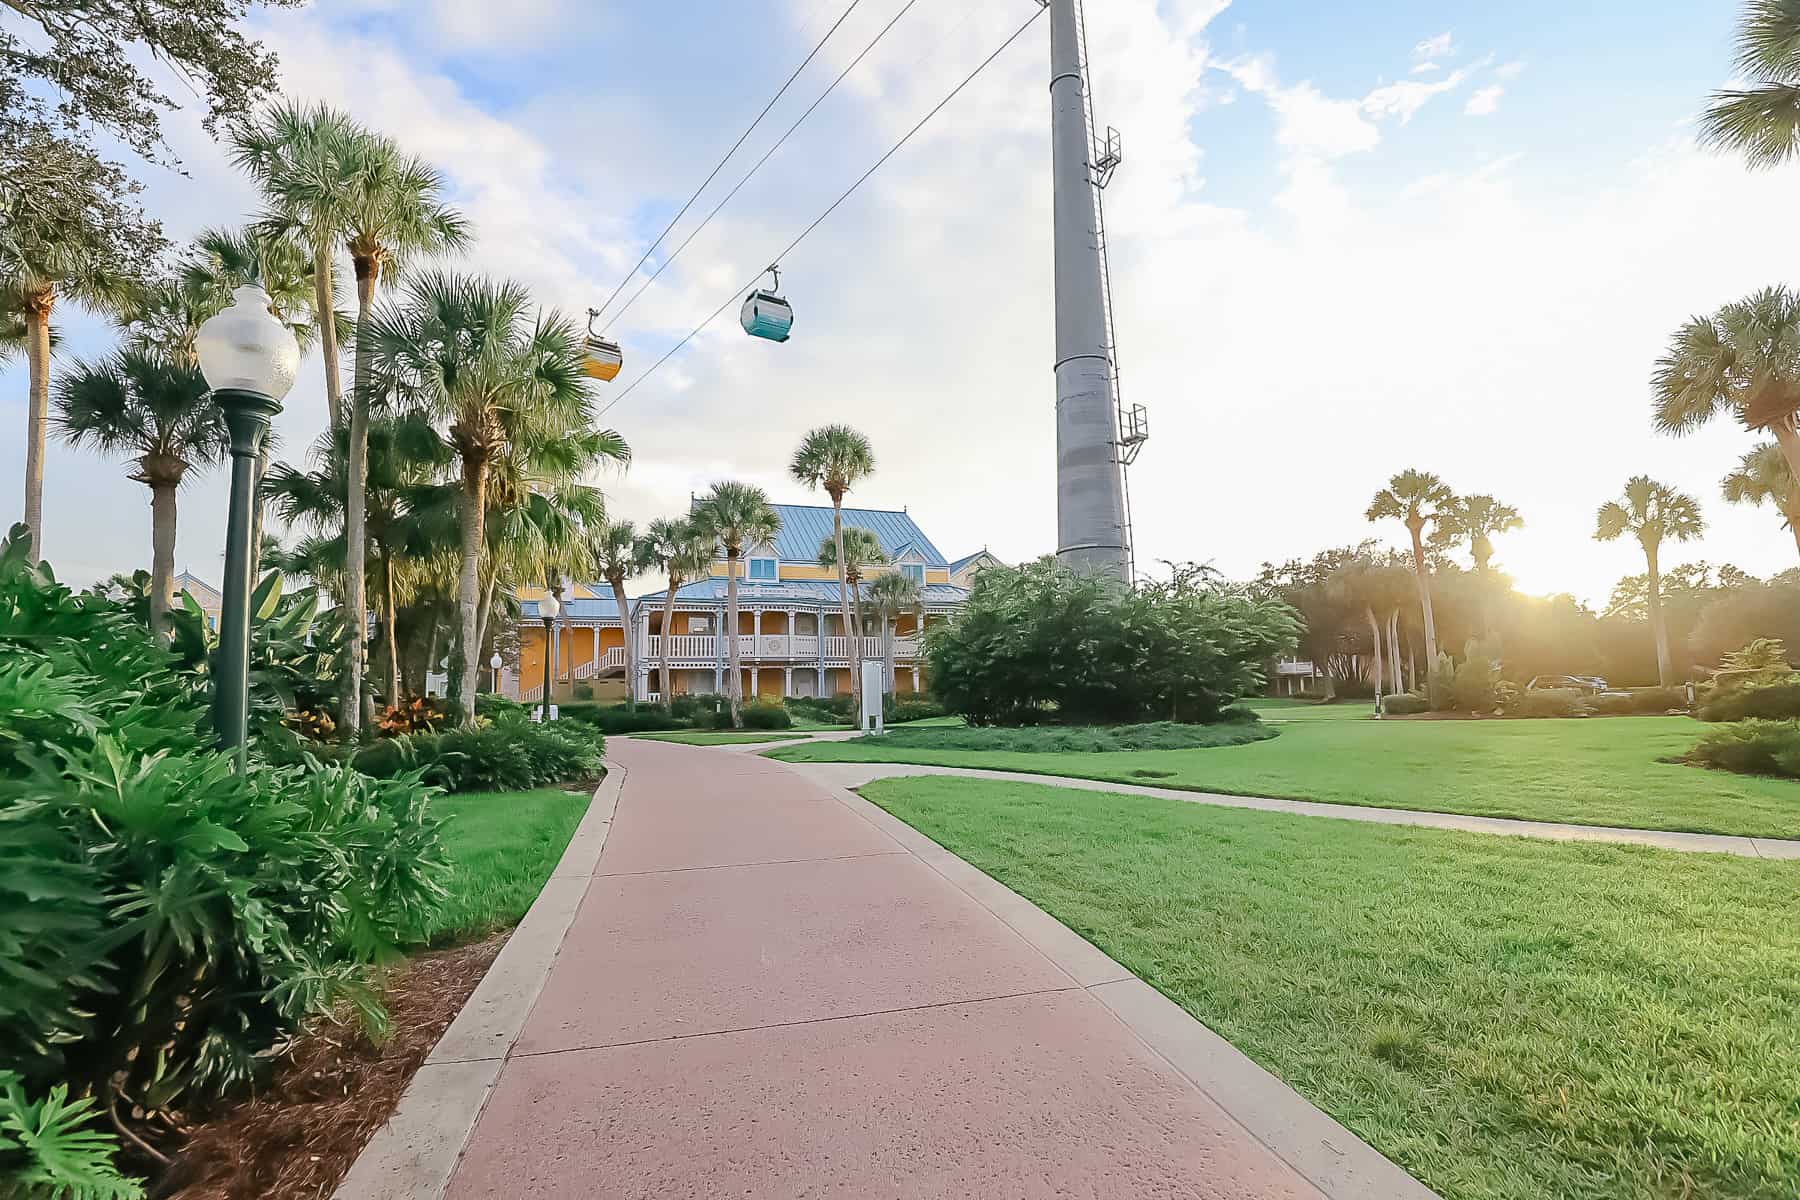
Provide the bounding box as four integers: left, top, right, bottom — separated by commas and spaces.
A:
54, 349, 226, 641
690, 482, 781, 727
642, 516, 714, 709
367, 272, 617, 718
1688, 717, 1800, 777
791, 425, 875, 713
1699, 0, 1800, 168
1595, 477, 1706, 686
1652, 286, 1800, 483
865, 568, 922, 693
1432, 493, 1523, 634
1721, 441, 1800, 560
587, 518, 654, 709
1365, 469, 1456, 669
818, 526, 886, 634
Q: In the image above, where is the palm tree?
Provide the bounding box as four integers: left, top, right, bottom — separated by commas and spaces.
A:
642, 516, 713, 709
367, 271, 617, 718
1723, 441, 1800, 560
1365, 469, 1455, 666
1431, 493, 1523, 633
865, 569, 921, 694
1653, 287, 1800, 484
54, 349, 226, 640
690, 482, 780, 727
3, 230, 133, 560
819, 526, 887, 647
790, 425, 875, 713
1594, 476, 1706, 686
1699, 1, 1800, 168
587, 518, 656, 708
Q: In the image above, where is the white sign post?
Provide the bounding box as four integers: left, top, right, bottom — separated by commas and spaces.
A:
860, 659, 885, 735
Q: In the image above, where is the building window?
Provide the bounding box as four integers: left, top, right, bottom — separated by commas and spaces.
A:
900, 563, 925, 585
748, 557, 777, 581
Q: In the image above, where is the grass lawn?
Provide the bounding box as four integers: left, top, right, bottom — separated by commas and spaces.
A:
631, 729, 813, 745
413, 786, 592, 945
768, 714, 1800, 840
863, 775, 1800, 1200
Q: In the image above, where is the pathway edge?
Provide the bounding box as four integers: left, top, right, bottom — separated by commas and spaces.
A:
332, 763, 626, 1200
814, 771, 1441, 1200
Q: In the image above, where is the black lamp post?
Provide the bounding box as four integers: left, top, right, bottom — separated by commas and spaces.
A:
538, 591, 561, 722
196, 286, 299, 767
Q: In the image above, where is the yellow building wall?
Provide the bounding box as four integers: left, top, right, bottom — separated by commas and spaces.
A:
515, 583, 600, 601
518, 624, 625, 689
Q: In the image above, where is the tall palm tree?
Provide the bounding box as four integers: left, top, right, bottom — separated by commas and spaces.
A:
642, 516, 713, 709
690, 481, 780, 727
1699, 1, 1800, 168
790, 425, 875, 712
54, 349, 226, 640
1722, 441, 1800, 560
1431, 493, 1523, 633
1365, 469, 1455, 666
3, 230, 133, 560
1652, 287, 1800, 483
367, 271, 617, 718
865, 569, 921, 693
587, 518, 656, 708
1594, 476, 1706, 686
818, 526, 887, 648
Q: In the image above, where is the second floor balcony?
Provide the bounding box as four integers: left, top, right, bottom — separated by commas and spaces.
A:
643, 634, 918, 663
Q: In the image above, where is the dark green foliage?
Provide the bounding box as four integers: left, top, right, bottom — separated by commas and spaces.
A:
784, 695, 854, 725
353, 715, 603, 794
559, 703, 690, 735
739, 702, 793, 730
926, 561, 1300, 726
887, 698, 946, 723
0, 526, 447, 1187
1698, 681, 1800, 722
1380, 693, 1430, 716
1513, 689, 1592, 719
1688, 720, 1800, 778
1592, 687, 1689, 716
855, 721, 1274, 754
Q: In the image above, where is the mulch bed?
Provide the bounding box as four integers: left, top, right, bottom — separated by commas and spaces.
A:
150, 929, 510, 1200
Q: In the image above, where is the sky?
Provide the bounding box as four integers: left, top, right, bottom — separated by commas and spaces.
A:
3, 0, 1791, 606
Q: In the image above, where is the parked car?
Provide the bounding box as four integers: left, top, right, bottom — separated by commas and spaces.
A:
1527, 674, 1608, 694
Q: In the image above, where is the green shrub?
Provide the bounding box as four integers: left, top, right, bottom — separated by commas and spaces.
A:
354, 715, 603, 793
0, 525, 446, 1186
886, 698, 945, 723
1513, 688, 1591, 719
1380, 692, 1430, 716
1698, 680, 1800, 722
786, 695, 853, 725
741, 702, 794, 730
1592, 687, 1688, 717
560, 702, 691, 735
927, 560, 1300, 725
1688, 719, 1800, 778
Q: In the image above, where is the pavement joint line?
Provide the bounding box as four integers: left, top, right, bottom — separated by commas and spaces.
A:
507, 983, 1084, 1062
781, 760, 1800, 859
594, 848, 908, 878
756, 753, 1442, 1200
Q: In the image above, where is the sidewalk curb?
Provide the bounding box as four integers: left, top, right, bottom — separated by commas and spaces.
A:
814, 771, 1441, 1200
332, 764, 625, 1200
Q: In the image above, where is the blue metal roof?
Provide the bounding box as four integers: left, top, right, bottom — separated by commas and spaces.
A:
754, 503, 949, 567
520, 595, 627, 621
634, 578, 969, 607
946, 549, 994, 575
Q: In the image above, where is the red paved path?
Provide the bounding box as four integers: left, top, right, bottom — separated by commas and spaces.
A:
445, 737, 1325, 1198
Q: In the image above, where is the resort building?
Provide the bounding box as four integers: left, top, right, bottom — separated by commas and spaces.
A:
513, 504, 980, 704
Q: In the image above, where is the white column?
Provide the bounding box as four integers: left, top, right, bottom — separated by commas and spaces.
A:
783, 666, 793, 696
911, 667, 920, 693
750, 666, 759, 699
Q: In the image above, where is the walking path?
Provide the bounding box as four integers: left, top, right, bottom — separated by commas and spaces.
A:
740, 746, 1800, 859
360, 737, 1437, 1199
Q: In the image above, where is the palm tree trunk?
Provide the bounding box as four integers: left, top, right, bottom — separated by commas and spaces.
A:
1645, 542, 1672, 687
610, 576, 636, 708
1772, 418, 1800, 491
1790, 516, 1800, 564
883, 612, 896, 693
148, 481, 178, 643
382, 549, 401, 705
725, 548, 743, 727
21, 296, 51, 561
1387, 610, 1403, 694
250, 435, 270, 582
830, 490, 858, 716
476, 571, 498, 663
341, 262, 380, 735
1365, 607, 1384, 698
456, 455, 488, 720
1408, 522, 1439, 663
659, 576, 680, 710
314, 241, 344, 432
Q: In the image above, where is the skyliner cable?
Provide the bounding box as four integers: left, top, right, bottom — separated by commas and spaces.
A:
598, 0, 925, 336
588, 0, 866, 324
598, 3, 1046, 418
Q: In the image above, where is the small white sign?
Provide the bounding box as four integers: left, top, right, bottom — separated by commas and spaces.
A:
860, 659, 885, 735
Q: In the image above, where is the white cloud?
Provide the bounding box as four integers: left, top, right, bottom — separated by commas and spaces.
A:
1466, 85, 1504, 116
1413, 32, 1456, 62
1495, 60, 1527, 80
1363, 69, 1471, 124
1410, 61, 1442, 75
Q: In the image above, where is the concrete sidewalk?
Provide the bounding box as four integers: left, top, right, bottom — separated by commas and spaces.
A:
438, 738, 1432, 1199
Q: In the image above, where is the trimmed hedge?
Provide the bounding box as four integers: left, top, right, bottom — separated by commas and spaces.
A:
560, 702, 691, 735
1688, 719, 1800, 779
1513, 688, 1591, 719
1698, 681, 1800, 723
1592, 687, 1688, 717
1380, 693, 1430, 716
353, 715, 604, 793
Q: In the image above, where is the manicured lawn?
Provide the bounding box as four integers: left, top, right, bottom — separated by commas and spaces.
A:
414, 786, 592, 944
768, 715, 1800, 839
632, 729, 813, 745
1247, 697, 1375, 722
863, 775, 1800, 1200
812, 721, 1272, 754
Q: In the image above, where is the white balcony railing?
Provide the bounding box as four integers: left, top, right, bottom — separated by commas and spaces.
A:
641, 633, 919, 662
